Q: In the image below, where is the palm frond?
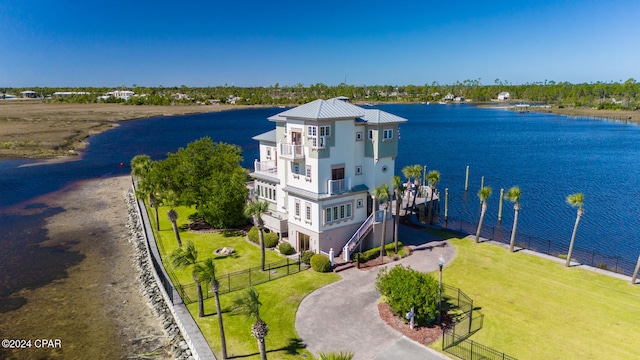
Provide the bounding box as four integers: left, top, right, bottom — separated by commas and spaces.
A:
566, 193, 585, 208
504, 186, 521, 203
193, 257, 216, 285
170, 241, 198, 269
477, 186, 492, 202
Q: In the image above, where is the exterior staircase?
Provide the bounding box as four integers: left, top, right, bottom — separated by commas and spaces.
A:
340, 212, 375, 262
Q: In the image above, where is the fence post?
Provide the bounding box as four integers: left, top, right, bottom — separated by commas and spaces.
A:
287, 258, 290, 275
298, 252, 301, 271
227, 273, 231, 293
468, 300, 474, 335
615, 257, 619, 273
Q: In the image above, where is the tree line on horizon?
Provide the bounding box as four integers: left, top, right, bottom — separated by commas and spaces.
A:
2, 78, 639, 110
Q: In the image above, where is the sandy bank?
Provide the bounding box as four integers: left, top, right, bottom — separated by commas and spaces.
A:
0, 176, 171, 360
0, 101, 264, 159
478, 103, 640, 123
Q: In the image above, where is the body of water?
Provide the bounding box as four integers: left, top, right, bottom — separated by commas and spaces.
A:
1, 105, 639, 304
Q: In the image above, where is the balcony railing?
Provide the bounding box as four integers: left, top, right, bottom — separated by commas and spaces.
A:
254, 160, 277, 174
328, 177, 351, 194
279, 143, 304, 160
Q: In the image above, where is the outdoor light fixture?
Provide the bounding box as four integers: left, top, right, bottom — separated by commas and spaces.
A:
438, 254, 445, 325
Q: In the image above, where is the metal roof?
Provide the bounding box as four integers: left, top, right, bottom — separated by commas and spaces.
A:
362, 109, 408, 124
275, 98, 365, 120
252, 129, 277, 143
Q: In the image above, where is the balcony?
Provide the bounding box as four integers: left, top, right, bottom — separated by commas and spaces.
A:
279, 143, 304, 161
328, 177, 352, 195
254, 160, 277, 174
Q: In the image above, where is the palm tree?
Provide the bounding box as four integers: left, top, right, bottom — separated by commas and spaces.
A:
170, 241, 206, 317
392, 176, 405, 253
426, 170, 441, 224
318, 351, 354, 360
165, 189, 182, 247
373, 184, 390, 259
167, 209, 182, 248
402, 164, 422, 215
475, 186, 492, 243
504, 186, 521, 252
244, 200, 270, 271
130, 154, 152, 181
565, 193, 584, 267
194, 258, 227, 359
232, 287, 268, 360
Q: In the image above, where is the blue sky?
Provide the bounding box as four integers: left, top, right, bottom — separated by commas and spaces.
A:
1, 0, 639, 87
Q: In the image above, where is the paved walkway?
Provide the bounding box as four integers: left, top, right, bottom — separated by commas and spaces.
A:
296, 224, 456, 360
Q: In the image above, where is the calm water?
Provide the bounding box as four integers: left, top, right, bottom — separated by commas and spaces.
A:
1, 105, 639, 303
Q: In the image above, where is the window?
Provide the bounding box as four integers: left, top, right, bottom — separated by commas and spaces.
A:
383, 129, 393, 141
295, 200, 301, 217
357, 199, 363, 208
356, 131, 363, 141
305, 202, 312, 222
256, 181, 276, 201
266, 147, 271, 159
355, 165, 362, 175
308, 125, 330, 149
292, 163, 300, 176
368, 129, 374, 140
305, 165, 311, 178
324, 201, 354, 224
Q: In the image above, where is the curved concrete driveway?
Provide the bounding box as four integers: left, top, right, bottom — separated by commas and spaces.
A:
296, 224, 456, 360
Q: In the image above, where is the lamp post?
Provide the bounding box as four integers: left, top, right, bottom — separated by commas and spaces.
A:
437, 254, 445, 325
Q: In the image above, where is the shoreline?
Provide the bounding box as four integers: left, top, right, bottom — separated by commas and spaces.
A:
0, 176, 171, 360
0, 102, 268, 160
2, 101, 639, 161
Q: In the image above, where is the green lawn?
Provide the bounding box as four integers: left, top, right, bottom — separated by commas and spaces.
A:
432, 237, 640, 360
147, 203, 341, 359
190, 270, 340, 359
150, 204, 282, 285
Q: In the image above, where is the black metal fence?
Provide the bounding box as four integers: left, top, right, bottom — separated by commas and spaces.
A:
441, 284, 515, 360
443, 330, 518, 360
443, 218, 637, 276
177, 256, 308, 304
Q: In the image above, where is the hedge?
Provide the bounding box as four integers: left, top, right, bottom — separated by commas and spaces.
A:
247, 226, 279, 248
352, 242, 408, 263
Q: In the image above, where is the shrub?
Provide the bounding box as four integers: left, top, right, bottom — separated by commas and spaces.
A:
301, 251, 314, 265
279, 242, 294, 255
247, 226, 279, 248
376, 265, 438, 325
352, 242, 405, 263
310, 254, 332, 272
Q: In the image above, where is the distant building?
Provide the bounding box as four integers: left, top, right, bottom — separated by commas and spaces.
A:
99, 90, 135, 101
444, 93, 455, 101
498, 92, 510, 101
454, 96, 465, 102
53, 92, 91, 97
20, 90, 37, 98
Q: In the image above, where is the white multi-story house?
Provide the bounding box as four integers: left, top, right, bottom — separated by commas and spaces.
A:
250, 98, 407, 260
